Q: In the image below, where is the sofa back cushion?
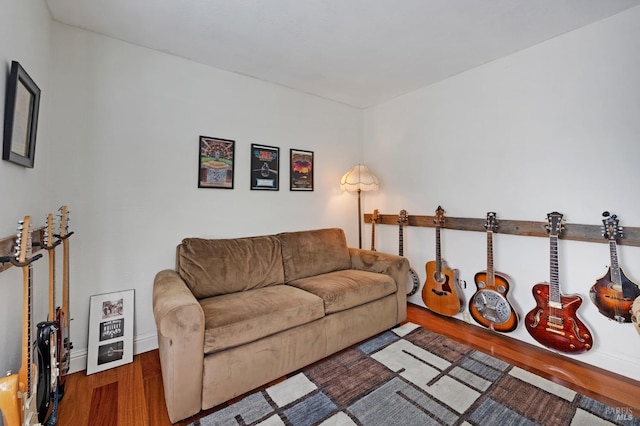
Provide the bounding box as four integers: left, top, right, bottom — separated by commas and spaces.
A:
279, 228, 351, 282
177, 235, 284, 299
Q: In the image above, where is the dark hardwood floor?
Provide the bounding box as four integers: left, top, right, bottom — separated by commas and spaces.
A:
56, 304, 640, 425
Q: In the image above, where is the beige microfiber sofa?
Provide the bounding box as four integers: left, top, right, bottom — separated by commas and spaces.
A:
152, 228, 409, 423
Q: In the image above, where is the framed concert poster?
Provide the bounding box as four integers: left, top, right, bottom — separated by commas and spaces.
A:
2, 61, 40, 168
250, 144, 279, 190
198, 136, 235, 189
290, 149, 313, 191
86, 289, 135, 375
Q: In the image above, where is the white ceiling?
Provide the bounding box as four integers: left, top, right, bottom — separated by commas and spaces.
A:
45, 0, 640, 108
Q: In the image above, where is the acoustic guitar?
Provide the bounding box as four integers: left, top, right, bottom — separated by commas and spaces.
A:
469, 212, 519, 332
525, 212, 593, 354
589, 212, 640, 323
0, 216, 45, 425
422, 206, 464, 316
398, 210, 420, 296
55, 206, 74, 398
370, 209, 379, 251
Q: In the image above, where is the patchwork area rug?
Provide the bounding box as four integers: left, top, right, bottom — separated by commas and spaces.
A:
190, 323, 639, 426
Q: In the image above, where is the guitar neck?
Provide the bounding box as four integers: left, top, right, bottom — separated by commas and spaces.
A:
62, 237, 70, 328
398, 223, 404, 256
549, 235, 562, 307
609, 240, 622, 286
435, 226, 442, 273
48, 248, 56, 321
486, 231, 495, 285
371, 222, 375, 251
19, 264, 33, 399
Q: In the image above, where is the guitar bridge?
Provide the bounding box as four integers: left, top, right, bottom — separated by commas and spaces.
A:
546, 315, 565, 335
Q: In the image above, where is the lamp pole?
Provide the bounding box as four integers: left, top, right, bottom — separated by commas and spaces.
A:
357, 188, 362, 249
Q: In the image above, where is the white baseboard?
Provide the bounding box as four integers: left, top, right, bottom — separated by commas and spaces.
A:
68, 332, 158, 375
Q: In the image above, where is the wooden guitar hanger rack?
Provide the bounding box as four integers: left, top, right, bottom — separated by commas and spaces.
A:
0, 226, 44, 273
363, 213, 640, 248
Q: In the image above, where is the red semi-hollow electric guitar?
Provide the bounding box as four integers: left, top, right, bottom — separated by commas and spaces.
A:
525, 212, 593, 354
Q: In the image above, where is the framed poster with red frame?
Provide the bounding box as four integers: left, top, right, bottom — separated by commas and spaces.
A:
290, 149, 313, 191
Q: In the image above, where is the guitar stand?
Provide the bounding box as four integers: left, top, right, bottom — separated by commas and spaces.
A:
53, 231, 74, 241
0, 256, 12, 272
9, 253, 43, 267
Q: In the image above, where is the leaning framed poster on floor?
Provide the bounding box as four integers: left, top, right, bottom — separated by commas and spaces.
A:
86, 289, 135, 375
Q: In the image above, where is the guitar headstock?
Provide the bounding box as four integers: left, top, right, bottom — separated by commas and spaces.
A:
434, 206, 445, 227
371, 209, 380, 224
43, 213, 54, 248
485, 212, 498, 232
398, 209, 408, 225
14, 216, 32, 263
58, 205, 69, 238
545, 211, 565, 237
602, 211, 623, 240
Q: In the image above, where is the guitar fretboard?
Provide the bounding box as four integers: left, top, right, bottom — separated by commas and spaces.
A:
435, 226, 442, 274
27, 264, 33, 398
549, 234, 561, 306
486, 231, 495, 285
609, 240, 622, 286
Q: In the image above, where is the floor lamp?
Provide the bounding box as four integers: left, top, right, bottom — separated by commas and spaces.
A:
340, 164, 379, 248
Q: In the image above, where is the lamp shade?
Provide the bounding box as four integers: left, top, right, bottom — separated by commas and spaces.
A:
340, 164, 379, 192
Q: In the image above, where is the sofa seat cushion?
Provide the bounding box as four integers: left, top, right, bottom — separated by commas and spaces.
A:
287, 269, 396, 314
199, 285, 324, 354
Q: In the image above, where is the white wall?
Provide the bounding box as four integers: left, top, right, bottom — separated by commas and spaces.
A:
43, 23, 363, 372
1, 13, 363, 374
0, 0, 53, 375
363, 6, 640, 380
3, 0, 638, 385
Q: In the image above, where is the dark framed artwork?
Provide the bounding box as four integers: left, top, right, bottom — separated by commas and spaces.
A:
250, 144, 279, 190
290, 149, 314, 191
2, 61, 41, 168
199, 136, 235, 189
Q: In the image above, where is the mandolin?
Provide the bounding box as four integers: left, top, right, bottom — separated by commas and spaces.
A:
398, 210, 420, 297
469, 212, 519, 332
370, 209, 379, 251
525, 212, 593, 354
422, 206, 464, 316
589, 212, 640, 323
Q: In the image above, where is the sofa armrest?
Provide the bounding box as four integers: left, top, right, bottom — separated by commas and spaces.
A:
348, 248, 409, 323
153, 269, 205, 423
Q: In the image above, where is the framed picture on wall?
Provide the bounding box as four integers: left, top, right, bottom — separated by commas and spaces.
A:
2, 61, 41, 168
250, 144, 279, 190
199, 136, 235, 189
86, 289, 135, 375
290, 149, 314, 191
